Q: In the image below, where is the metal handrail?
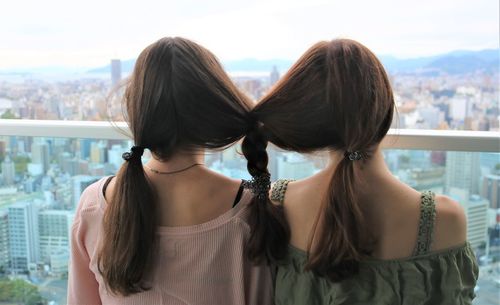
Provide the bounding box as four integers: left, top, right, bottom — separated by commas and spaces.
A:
0, 119, 498, 152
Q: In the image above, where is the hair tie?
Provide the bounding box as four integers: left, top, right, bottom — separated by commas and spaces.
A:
345, 151, 363, 161
122, 146, 145, 161
243, 173, 271, 199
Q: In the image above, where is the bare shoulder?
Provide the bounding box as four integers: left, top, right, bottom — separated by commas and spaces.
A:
432, 194, 467, 251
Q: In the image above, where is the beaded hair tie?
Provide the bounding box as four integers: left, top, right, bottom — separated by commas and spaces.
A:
345, 151, 363, 161
243, 173, 271, 199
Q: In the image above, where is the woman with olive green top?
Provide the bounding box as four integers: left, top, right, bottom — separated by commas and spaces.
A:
252, 38, 479, 304
271, 180, 478, 304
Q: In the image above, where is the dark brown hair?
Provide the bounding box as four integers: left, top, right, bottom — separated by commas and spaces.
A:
97, 37, 289, 295
254, 39, 394, 281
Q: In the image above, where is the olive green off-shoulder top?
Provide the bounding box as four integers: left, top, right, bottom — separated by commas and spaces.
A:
270, 179, 479, 305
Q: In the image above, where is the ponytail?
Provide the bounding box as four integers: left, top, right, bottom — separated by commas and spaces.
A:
97, 146, 158, 295
305, 152, 371, 281
241, 124, 290, 262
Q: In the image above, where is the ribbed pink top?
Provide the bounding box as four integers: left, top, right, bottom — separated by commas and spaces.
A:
67, 177, 273, 305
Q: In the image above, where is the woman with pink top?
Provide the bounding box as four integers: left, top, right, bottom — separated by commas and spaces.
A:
67, 37, 288, 305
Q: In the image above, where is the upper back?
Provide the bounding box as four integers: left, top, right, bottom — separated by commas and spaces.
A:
105, 167, 246, 227
270, 178, 477, 305
69, 176, 274, 305
270, 177, 467, 260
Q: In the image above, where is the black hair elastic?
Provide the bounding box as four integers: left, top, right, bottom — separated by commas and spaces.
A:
122, 146, 145, 161
345, 151, 363, 161
243, 173, 271, 199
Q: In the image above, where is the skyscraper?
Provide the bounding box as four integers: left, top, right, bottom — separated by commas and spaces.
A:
445, 152, 480, 194
1, 154, 15, 185
270, 65, 280, 86
111, 59, 122, 87
8, 201, 40, 272
31, 140, 50, 174
449, 188, 489, 249
482, 174, 500, 209
0, 211, 9, 272
90, 141, 107, 164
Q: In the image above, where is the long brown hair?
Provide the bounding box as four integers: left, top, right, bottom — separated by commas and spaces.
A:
254, 39, 394, 281
97, 37, 289, 295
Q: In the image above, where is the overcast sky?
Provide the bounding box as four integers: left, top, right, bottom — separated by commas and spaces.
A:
0, 0, 498, 69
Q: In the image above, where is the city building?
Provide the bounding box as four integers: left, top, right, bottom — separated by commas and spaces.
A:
31, 140, 50, 174
0, 210, 9, 272
38, 210, 74, 265
107, 144, 125, 171
1, 154, 15, 185
449, 188, 489, 249
50, 250, 69, 275
111, 59, 122, 87
482, 174, 500, 209
270, 65, 280, 86
8, 201, 40, 272
407, 167, 445, 192
445, 151, 481, 194
90, 141, 107, 164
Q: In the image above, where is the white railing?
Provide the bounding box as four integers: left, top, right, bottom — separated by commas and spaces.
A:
0, 119, 498, 152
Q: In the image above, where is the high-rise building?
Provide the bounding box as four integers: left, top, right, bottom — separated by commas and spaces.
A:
482, 174, 500, 209
0, 140, 6, 161
449, 188, 489, 249
38, 210, 74, 264
464, 196, 489, 249
1, 154, 15, 185
90, 141, 107, 164
0, 211, 9, 272
111, 59, 122, 87
31, 141, 50, 174
270, 66, 280, 86
8, 201, 40, 272
445, 152, 480, 194
108, 144, 124, 171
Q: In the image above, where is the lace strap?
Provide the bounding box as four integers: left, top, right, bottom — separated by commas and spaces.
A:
413, 191, 437, 256
270, 179, 294, 205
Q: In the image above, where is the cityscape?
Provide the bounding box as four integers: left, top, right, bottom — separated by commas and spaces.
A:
0, 51, 499, 304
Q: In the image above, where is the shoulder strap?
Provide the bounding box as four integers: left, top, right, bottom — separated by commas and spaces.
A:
270, 179, 294, 205
413, 191, 437, 256
232, 180, 245, 208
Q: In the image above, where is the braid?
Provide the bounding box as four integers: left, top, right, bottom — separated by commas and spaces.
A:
242, 122, 290, 262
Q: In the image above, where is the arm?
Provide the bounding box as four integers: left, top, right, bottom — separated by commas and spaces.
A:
67, 186, 102, 305
67, 218, 102, 305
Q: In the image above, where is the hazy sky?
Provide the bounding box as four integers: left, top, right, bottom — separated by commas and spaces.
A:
0, 0, 498, 69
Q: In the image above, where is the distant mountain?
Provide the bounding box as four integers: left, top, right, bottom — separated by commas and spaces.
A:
379, 49, 499, 74
87, 59, 136, 74
63, 48, 500, 76
425, 50, 499, 74
87, 58, 294, 74
0, 66, 88, 75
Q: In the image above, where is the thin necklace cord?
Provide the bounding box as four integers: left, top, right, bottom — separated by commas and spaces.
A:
144, 163, 204, 175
